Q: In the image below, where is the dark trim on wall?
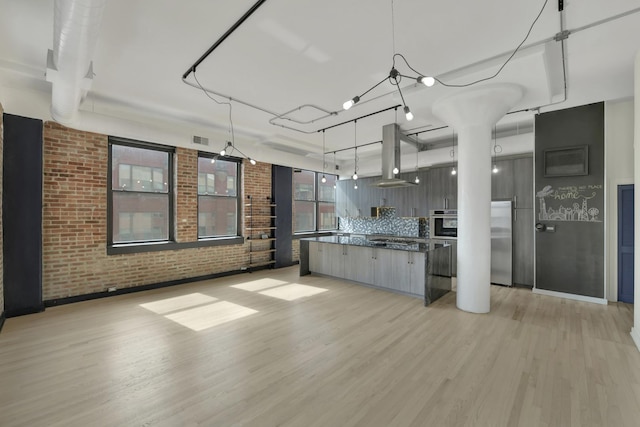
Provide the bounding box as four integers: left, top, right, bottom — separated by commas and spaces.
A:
44, 266, 272, 307
292, 232, 334, 240
5, 304, 45, 318
107, 236, 244, 255
0, 311, 5, 333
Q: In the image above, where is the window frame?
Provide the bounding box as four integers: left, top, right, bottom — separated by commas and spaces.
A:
196, 152, 242, 239
107, 136, 175, 247
293, 169, 338, 234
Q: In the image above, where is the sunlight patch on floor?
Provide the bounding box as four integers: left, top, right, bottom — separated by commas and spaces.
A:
139, 293, 218, 314
164, 301, 258, 331
231, 278, 288, 292
258, 283, 328, 301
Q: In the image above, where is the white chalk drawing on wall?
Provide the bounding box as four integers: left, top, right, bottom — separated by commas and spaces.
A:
536, 184, 602, 222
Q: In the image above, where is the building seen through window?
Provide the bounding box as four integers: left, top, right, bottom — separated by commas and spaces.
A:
293, 169, 337, 232
197, 156, 240, 238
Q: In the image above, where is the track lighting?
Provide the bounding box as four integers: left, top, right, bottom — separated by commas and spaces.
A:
393, 167, 399, 175
492, 164, 499, 174
249, 158, 257, 165
414, 176, 420, 184
321, 175, 327, 183
354, 183, 358, 189
451, 167, 457, 176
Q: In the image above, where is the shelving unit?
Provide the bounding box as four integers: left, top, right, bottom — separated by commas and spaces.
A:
245, 195, 277, 270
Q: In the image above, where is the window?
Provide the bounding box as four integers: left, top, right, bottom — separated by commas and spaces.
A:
293, 170, 337, 232
197, 155, 240, 238
109, 138, 173, 245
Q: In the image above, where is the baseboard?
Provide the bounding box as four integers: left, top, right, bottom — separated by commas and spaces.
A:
631, 327, 640, 353
532, 288, 608, 305
44, 268, 252, 307
0, 311, 5, 333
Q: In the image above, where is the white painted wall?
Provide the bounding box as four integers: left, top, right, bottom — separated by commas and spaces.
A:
605, 99, 635, 302
632, 52, 640, 352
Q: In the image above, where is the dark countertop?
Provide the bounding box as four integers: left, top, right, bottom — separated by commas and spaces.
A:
301, 235, 436, 253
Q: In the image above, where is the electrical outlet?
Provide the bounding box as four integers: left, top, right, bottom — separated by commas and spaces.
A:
107, 286, 117, 292
240, 266, 247, 271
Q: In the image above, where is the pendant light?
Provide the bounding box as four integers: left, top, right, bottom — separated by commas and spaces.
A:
492, 125, 501, 174
450, 130, 457, 176
352, 120, 359, 181
321, 130, 327, 183
414, 141, 420, 184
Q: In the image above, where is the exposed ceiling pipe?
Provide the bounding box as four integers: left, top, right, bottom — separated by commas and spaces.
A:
46, 0, 106, 125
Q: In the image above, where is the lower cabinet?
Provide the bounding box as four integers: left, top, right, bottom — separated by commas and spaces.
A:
513, 208, 534, 286
309, 242, 425, 297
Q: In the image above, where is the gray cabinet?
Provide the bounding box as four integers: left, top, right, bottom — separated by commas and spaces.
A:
391, 250, 425, 295
491, 159, 515, 200
513, 157, 534, 208
428, 166, 457, 210
353, 246, 375, 284
513, 208, 534, 286
373, 248, 394, 289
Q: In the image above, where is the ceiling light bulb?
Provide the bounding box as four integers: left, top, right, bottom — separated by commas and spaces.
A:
451, 167, 457, 176
210, 158, 216, 164
352, 173, 358, 180
343, 96, 360, 110
354, 183, 358, 189
249, 158, 257, 165
492, 164, 498, 173
414, 176, 420, 184
321, 175, 327, 183
418, 76, 435, 87
220, 149, 226, 156
393, 167, 399, 175
404, 106, 414, 121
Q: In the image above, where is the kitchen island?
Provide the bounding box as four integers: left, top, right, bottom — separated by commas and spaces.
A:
299, 236, 453, 305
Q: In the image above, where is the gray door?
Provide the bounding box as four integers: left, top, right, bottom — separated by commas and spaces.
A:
534, 103, 605, 298
618, 184, 634, 303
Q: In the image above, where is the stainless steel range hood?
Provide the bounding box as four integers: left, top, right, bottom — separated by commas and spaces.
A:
371, 123, 418, 188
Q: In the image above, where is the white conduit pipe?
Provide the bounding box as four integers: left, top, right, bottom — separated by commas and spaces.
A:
49, 0, 106, 125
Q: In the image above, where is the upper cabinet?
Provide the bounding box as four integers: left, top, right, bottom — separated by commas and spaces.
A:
512, 157, 534, 209
491, 156, 533, 208
428, 166, 457, 210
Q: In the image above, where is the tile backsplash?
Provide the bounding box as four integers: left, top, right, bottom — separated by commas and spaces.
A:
339, 207, 428, 237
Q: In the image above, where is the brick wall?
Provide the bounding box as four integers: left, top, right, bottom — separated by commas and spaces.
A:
0, 104, 4, 315
42, 122, 275, 301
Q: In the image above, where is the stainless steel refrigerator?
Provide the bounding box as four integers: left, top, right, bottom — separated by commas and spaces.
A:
491, 201, 513, 286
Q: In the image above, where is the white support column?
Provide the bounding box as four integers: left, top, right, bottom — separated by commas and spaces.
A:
631, 51, 640, 351
433, 84, 523, 314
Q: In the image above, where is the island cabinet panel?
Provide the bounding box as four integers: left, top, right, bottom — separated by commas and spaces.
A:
308, 242, 332, 276
328, 244, 346, 278
390, 251, 425, 295
352, 246, 375, 284
373, 248, 395, 290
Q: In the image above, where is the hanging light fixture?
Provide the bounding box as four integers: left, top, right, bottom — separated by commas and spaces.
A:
217, 140, 256, 165
342, 0, 434, 121
192, 72, 257, 166
321, 130, 327, 183
333, 151, 337, 189
414, 140, 420, 184
492, 125, 501, 174
352, 120, 359, 180
450, 130, 457, 176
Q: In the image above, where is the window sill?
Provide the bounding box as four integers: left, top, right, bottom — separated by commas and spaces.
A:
107, 236, 245, 255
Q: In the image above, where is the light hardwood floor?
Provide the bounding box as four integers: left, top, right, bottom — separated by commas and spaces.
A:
1, 266, 639, 427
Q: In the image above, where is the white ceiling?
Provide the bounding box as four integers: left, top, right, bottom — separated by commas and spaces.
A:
1, 0, 639, 175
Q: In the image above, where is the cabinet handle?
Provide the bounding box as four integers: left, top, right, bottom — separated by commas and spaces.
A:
514, 209, 518, 222
514, 195, 518, 209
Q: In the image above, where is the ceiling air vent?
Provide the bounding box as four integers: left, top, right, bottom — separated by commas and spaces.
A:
192, 135, 209, 146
